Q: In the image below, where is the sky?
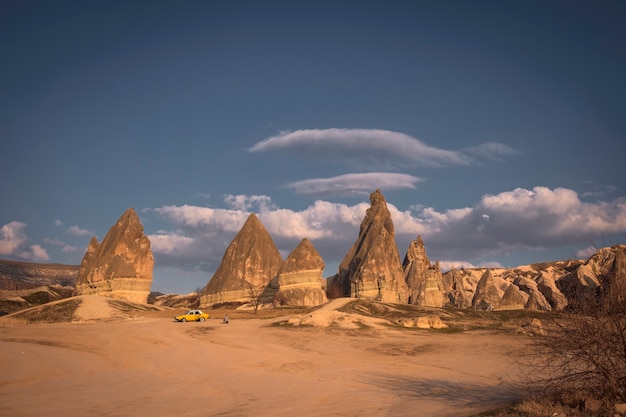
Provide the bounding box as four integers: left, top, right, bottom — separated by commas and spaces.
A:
1, 0, 625, 294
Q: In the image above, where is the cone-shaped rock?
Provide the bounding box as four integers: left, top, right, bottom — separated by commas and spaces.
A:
274, 238, 328, 307
74, 208, 154, 303
472, 270, 507, 310
403, 236, 446, 307
327, 189, 408, 303
500, 284, 528, 310
200, 213, 283, 307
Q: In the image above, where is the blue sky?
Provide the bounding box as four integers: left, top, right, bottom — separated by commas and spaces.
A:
2, 1, 625, 294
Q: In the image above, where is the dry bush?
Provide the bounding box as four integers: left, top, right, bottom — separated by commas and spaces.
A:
519, 272, 626, 409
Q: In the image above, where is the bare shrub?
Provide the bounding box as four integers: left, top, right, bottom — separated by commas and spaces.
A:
520, 271, 626, 407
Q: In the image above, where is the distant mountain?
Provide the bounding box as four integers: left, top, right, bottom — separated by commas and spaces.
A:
0, 259, 78, 315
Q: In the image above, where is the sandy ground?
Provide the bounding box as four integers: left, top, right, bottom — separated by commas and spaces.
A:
0, 300, 526, 417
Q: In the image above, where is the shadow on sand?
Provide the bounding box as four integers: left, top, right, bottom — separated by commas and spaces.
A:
365, 373, 520, 408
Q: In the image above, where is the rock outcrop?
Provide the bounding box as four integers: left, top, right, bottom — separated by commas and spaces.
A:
0, 259, 78, 291
403, 236, 446, 307
274, 238, 328, 307
514, 276, 552, 311
536, 272, 568, 311
200, 213, 283, 307
327, 190, 408, 303
74, 208, 154, 304
558, 244, 626, 310
442, 268, 476, 308
500, 283, 528, 310
472, 270, 508, 310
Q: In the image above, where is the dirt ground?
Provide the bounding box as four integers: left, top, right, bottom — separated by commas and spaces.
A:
0, 303, 526, 417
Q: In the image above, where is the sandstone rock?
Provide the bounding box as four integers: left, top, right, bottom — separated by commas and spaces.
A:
200, 213, 283, 307
442, 268, 475, 308
584, 397, 602, 412
74, 208, 154, 304
327, 189, 408, 303
398, 317, 415, 327
556, 245, 626, 310
500, 284, 528, 310
274, 238, 328, 307
415, 315, 448, 329
515, 276, 552, 311
472, 270, 506, 310
403, 236, 446, 307
415, 316, 431, 329
516, 318, 546, 336
536, 272, 568, 311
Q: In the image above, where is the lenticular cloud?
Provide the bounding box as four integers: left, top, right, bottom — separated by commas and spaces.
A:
249, 128, 471, 168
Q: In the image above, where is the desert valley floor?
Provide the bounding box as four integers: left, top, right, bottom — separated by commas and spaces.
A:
0, 298, 526, 417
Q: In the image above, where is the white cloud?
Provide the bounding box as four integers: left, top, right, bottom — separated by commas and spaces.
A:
54, 220, 63, 227
0, 221, 28, 255
67, 225, 93, 237
0, 221, 49, 261
287, 172, 424, 195
152, 205, 248, 230
29, 244, 49, 260
437, 260, 504, 272
148, 232, 195, 255
249, 128, 472, 168
224, 194, 275, 212
406, 187, 626, 261
43, 237, 80, 254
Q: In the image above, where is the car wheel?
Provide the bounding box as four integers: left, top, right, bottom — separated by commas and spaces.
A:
181, 318, 186, 322
199, 317, 205, 322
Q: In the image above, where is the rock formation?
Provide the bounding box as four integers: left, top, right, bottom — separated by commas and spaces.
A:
200, 213, 283, 307
74, 208, 154, 304
536, 272, 568, 311
442, 268, 477, 308
471, 270, 508, 310
274, 238, 328, 307
558, 244, 626, 309
403, 236, 446, 307
514, 276, 552, 310
500, 284, 528, 310
327, 189, 408, 303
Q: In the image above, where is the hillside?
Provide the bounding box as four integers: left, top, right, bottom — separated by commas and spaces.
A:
0, 259, 78, 315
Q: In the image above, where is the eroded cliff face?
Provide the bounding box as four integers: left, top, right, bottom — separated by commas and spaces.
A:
200, 213, 283, 307
274, 238, 328, 307
328, 189, 408, 303
74, 208, 154, 304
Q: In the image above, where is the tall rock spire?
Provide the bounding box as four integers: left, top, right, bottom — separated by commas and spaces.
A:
74, 208, 154, 304
403, 235, 446, 307
200, 213, 283, 307
327, 189, 408, 303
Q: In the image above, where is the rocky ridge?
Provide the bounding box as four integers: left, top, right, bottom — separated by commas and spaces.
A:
0, 260, 78, 314
2, 190, 625, 314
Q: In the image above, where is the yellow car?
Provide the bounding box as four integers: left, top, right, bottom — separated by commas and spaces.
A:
175, 310, 209, 322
